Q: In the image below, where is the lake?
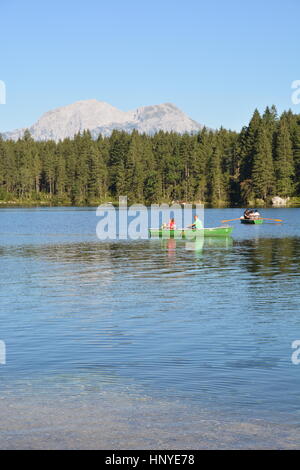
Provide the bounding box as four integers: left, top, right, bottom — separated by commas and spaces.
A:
0, 207, 300, 449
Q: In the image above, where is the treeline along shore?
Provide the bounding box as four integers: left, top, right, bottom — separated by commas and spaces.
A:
0, 105, 300, 207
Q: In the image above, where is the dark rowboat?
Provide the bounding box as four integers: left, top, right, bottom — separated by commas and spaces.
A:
240, 218, 263, 225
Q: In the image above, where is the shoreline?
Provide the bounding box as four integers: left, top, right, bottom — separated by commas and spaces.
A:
0, 202, 299, 209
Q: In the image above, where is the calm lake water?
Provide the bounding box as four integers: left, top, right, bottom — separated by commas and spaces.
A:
1, 207, 300, 448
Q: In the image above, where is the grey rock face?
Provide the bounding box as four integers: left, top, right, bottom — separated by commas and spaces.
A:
2, 100, 203, 141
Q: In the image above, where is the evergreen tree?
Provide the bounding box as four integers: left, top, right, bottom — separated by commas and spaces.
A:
240, 109, 262, 181
207, 144, 225, 205
274, 119, 294, 197
292, 119, 300, 193
108, 131, 130, 195
125, 131, 144, 201
252, 126, 275, 200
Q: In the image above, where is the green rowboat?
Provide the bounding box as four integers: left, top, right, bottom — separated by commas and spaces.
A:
240, 218, 263, 225
149, 226, 233, 238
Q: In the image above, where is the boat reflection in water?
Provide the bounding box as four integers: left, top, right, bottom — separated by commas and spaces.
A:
186, 236, 233, 254
166, 238, 177, 258
159, 236, 233, 257
185, 238, 204, 252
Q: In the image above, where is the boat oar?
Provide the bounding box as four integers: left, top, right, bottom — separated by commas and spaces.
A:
258, 217, 283, 222
221, 217, 283, 223
221, 218, 242, 223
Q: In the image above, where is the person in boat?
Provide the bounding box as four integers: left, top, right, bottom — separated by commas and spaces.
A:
161, 218, 176, 230
252, 209, 261, 220
167, 218, 176, 230
243, 209, 252, 219
242, 209, 261, 220
187, 215, 203, 230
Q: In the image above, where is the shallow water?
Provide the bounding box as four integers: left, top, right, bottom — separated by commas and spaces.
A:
1, 207, 300, 448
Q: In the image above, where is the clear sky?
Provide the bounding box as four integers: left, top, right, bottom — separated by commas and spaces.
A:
0, 0, 299, 133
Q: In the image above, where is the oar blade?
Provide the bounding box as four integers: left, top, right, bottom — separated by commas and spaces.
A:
259, 217, 283, 222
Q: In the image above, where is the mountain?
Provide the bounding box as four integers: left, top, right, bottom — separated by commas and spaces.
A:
2, 99, 204, 141
91, 103, 203, 137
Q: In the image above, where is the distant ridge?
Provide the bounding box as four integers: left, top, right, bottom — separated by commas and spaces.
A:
2, 100, 204, 141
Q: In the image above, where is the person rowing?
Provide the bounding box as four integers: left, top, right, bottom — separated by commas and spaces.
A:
243, 209, 252, 219
243, 209, 260, 220
187, 215, 203, 230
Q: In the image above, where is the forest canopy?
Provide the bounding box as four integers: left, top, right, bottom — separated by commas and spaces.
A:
0, 105, 300, 206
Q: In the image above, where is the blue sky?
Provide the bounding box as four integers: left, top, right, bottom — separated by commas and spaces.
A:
0, 0, 299, 132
